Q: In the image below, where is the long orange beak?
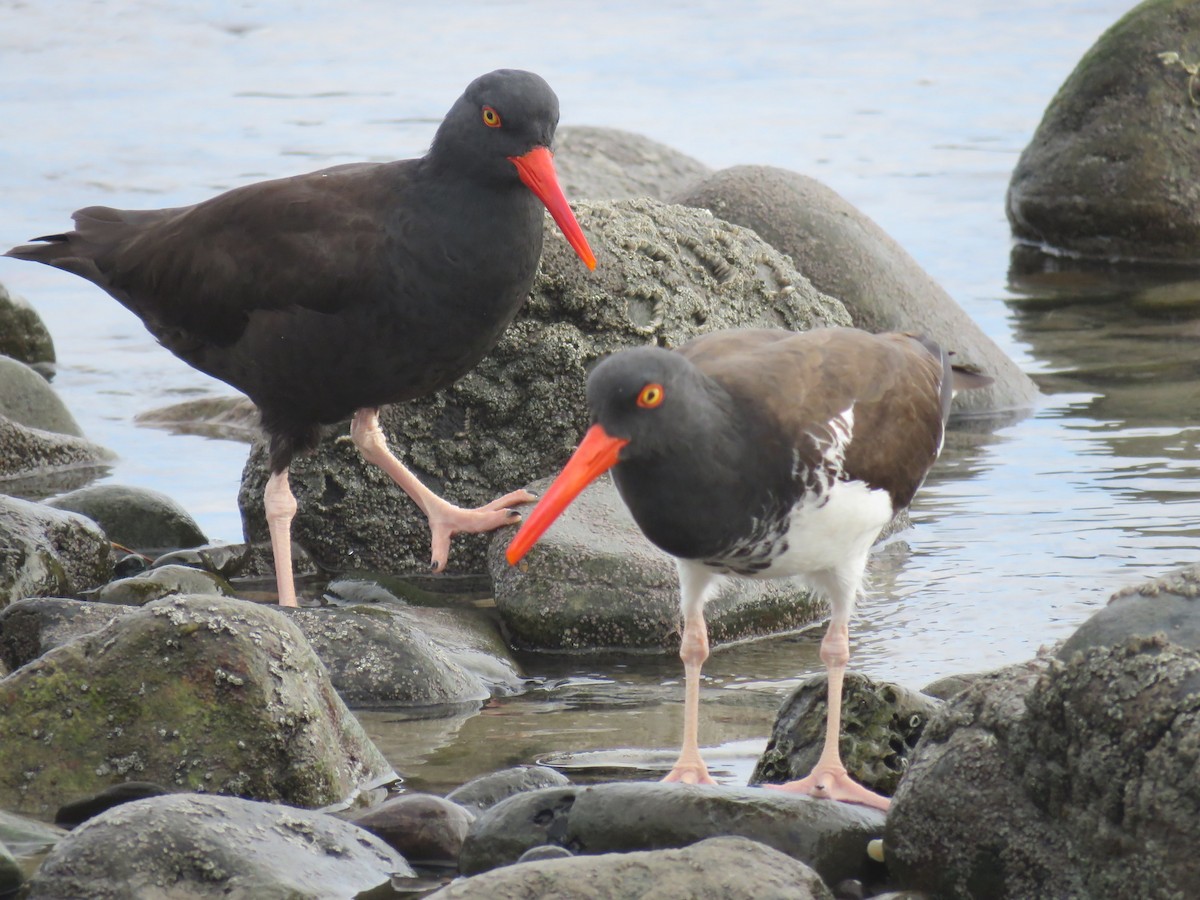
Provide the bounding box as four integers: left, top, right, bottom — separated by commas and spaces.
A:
509, 146, 597, 270
506, 423, 629, 565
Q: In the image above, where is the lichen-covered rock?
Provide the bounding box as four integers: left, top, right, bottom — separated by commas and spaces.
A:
46, 483, 207, 554
674, 165, 1038, 413
0, 495, 113, 609
886, 638, 1200, 899
488, 476, 823, 652
553, 125, 712, 202
0, 416, 114, 490
26, 793, 412, 900
0, 597, 133, 671
0, 282, 55, 372
751, 673, 942, 798
239, 198, 849, 577
432, 835, 834, 900
0, 595, 393, 818
0, 355, 81, 436
1007, 0, 1200, 262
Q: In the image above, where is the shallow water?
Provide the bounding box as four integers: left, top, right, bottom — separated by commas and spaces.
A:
4, 0, 1199, 787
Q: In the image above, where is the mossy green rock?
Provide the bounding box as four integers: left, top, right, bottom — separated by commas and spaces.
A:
1007, 0, 1200, 262
0, 595, 392, 818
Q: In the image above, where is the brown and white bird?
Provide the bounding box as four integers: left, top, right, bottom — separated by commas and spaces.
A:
6, 69, 596, 607
507, 327, 988, 810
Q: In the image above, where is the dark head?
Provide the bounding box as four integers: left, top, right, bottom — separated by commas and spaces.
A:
432, 69, 595, 269
507, 346, 712, 564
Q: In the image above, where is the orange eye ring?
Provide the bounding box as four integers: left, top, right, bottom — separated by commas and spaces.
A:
637, 383, 665, 409
482, 106, 502, 128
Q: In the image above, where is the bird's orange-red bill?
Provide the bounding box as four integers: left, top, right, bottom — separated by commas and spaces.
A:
509, 146, 597, 270
506, 423, 628, 564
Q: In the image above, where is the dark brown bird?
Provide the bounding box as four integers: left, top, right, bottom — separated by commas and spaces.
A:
508, 327, 989, 809
7, 69, 596, 606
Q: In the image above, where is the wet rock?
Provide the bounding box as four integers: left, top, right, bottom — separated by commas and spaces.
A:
26, 793, 412, 900
0, 597, 133, 671
489, 475, 823, 651
54, 781, 168, 828
920, 672, 981, 700
0, 495, 113, 609
459, 782, 884, 889
0, 841, 19, 898
349, 793, 474, 864
751, 673, 942, 798
445, 765, 571, 815
886, 638, 1200, 898
435, 835, 833, 900
1007, 0, 1200, 263
0, 595, 393, 818
0, 415, 114, 489
0, 283, 55, 373
674, 165, 1037, 414
46, 483, 207, 554
151, 541, 254, 579
89, 563, 236, 606
239, 197, 850, 577
0, 355, 81, 436
135, 394, 261, 442
1058, 562, 1200, 659
554, 125, 712, 202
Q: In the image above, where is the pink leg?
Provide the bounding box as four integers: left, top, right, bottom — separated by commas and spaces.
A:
662, 605, 717, 785
349, 409, 534, 573
264, 469, 298, 607
766, 620, 890, 810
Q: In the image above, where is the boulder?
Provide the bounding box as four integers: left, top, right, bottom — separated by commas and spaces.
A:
349, 793, 474, 864
0, 416, 114, 490
46, 483, 207, 554
0, 355, 81, 436
553, 125, 712, 202
0, 597, 133, 671
0, 495, 112, 609
135, 395, 261, 442
445, 765, 571, 815
0, 283, 55, 373
1007, 0, 1200, 263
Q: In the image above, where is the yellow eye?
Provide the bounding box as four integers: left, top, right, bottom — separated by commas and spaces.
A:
637, 383, 665, 409
482, 106, 502, 128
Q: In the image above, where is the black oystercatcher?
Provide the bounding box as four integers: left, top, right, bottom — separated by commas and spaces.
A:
7, 69, 596, 607
507, 327, 989, 810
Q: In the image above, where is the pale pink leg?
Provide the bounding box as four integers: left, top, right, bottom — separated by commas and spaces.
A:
662, 606, 716, 785
766, 619, 891, 810
264, 469, 298, 608
349, 409, 534, 573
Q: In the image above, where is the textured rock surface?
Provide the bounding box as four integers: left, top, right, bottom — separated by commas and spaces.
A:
46, 483, 207, 553
0, 495, 113, 609
0, 595, 393, 817
0, 416, 114, 489
1007, 0, 1200, 262
26, 793, 411, 900
239, 198, 849, 576
349, 793, 474, 864
0, 598, 133, 671
0, 282, 55, 371
554, 125, 712, 202
90, 564, 236, 605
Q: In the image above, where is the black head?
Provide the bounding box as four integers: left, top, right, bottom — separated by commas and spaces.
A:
430, 69, 561, 182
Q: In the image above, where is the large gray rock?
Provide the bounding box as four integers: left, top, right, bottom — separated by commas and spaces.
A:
554, 125, 712, 202
0, 597, 133, 671
0, 415, 114, 490
0, 595, 393, 818
886, 638, 1200, 899
674, 165, 1037, 413
26, 793, 412, 900
0, 355, 81, 436
1007, 0, 1200, 263
239, 198, 849, 577
0, 494, 113, 609
0, 283, 55, 372
459, 782, 884, 889
489, 475, 824, 651
46, 483, 207, 553
432, 835, 833, 900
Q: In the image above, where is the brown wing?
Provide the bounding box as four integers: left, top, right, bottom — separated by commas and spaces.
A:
681, 327, 949, 510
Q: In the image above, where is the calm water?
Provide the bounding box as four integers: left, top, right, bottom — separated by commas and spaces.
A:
4, 0, 1199, 788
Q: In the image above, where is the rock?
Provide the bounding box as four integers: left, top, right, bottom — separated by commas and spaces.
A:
489, 475, 824, 651
26, 793, 412, 900
0, 415, 114, 490
0, 597, 134, 671
46, 483, 207, 553
0, 808, 67, 861
135, 395, 261, 442
0, 841, 20, 898
0, 595, 393, 817
886, 639, 1200, 898
751, 673, 942, 798
54, 781, 168, 828
673, 165, 1037, 414
349, 793, 474, 864
1007, 0, 1200, 263
920, 673, 981, 700
553, 125, 712, 202
151, 541, 254, 579
432, 835, 833, 899
516, 844, 573, 863
238, 197, 850, 577
459, 782, 884, 889
445, 765, 571, 815
0, 355, 82, 436
1058, 562, 1200, 659
0, 283, 55, 373
0, 495, 113, 609
89, 564, 236, 606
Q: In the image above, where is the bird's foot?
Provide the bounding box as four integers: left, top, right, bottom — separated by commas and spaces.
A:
661, 758, 717, 786
764, 766, 890, 810
426, 489, 535, 573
